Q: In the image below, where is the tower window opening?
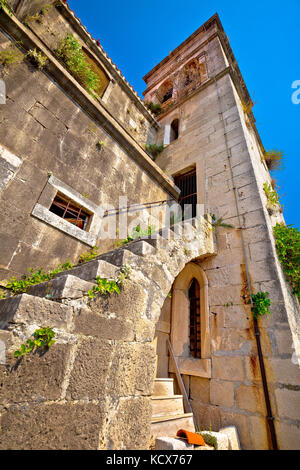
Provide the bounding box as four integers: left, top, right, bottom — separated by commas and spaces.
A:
170, 119, 179, 142
162, 87, 173, 103
189, 278, 201, 358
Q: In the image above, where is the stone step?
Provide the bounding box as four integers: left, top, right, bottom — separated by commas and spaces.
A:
96, 247, 141, 267
0, 293, 73, 330
55, 259, 118, 283
140, 235, 169, 250
153, 378, 174, 397
151, 395, 185, 418
26, 275, 95, 301
158, 227, 174, 240
124, 240, 156, 257
151, 413, 195, 440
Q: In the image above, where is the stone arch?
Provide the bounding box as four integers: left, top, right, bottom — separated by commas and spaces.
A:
178, 58, 202, 98
170, 118, 179, 142
156, 79, 174, 104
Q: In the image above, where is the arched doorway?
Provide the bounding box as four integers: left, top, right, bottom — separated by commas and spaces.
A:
154, 262, 211, 379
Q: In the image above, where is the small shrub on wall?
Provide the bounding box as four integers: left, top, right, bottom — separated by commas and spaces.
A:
56, 34, 100, 96
273, 223, 300, 299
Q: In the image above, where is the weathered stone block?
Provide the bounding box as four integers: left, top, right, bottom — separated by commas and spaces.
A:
191, 401, 221, 432
219, 410, 251, 450
109, 343, 156, 397
276, 421, 300, 450
219, 426, 241, 450
56, 259, 118, 283
236, 384, 265, 414
212, 356, 244, 381
247, 416, 269, 450
210, 379, 235, 408
0, 343, 71, 404
89, 280, 147, 322
0, 294, 73, 330
266, 358, 300, 387
274, 328, 294, 355
105, 397, 152, 450
190, 376, 210, 404
0, 403, 104, 450
125, 240, 156, 256
74, 307, 135, 341
27, 275, 94, 300
66, 337, 113, 400
275, 388, 300, 421
155, 437, 194, 450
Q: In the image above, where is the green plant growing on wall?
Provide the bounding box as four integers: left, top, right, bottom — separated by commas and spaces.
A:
79, 246, 99, 264
145, 102, 162, 116
241, 98, 256, 116
56, 34, 100, 96
263, 182, 281, 209
263, 149, 284, 172
249, 291, 271, 320
117, 224, 156, 247
145, 144, 164, 160
26, 48, 48, 70
3, 262, 73, 297
87, 264, 131, 299
88, 277, 120, 298
273, 223, 300, 299
96, 140, 106, 150
0, 0, 12, 16
24, 12, 43, 24
14, 327, 56, 358
211, 214, 234, 230
0, 44, 23, 67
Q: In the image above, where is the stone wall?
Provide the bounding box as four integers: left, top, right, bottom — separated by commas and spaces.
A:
0, 5, 177, 283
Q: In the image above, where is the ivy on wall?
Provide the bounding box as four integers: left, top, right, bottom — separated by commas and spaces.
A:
273, 223, 300, 299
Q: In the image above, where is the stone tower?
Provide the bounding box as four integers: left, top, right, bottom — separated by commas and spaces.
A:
143, 13, 300, 450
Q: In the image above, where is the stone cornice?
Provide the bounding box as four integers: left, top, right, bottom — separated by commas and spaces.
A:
0, 9, 179, 200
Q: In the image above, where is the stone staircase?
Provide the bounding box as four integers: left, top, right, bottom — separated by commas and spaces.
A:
0, 216, 217, 449
151, 378, 195, 439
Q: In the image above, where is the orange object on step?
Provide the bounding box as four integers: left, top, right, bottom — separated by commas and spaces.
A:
176, 429, 206, 446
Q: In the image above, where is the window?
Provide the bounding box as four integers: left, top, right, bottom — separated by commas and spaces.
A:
83, 49, 110, 98
174, 168, 197, 219
162, 87, 173, 103
189, 278, 201, 358
49, 193, 91, 231
170, 119, 179, 142
157, 80, 173, 104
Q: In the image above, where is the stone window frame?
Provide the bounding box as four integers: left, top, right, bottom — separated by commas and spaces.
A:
169, 262, 211, 378
163, 113, 180, 146
32, 175, 102, 247
81, 46, 114, 103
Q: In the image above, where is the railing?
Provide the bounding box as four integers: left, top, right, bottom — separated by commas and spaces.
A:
167, 339, 194, 418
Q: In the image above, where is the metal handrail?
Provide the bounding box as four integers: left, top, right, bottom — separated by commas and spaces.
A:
167, 339, 194, 419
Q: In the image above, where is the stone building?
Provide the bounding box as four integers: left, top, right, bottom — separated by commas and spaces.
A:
0, 0, 299, 450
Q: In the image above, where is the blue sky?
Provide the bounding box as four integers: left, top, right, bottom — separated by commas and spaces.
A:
69, 0, 300, 227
